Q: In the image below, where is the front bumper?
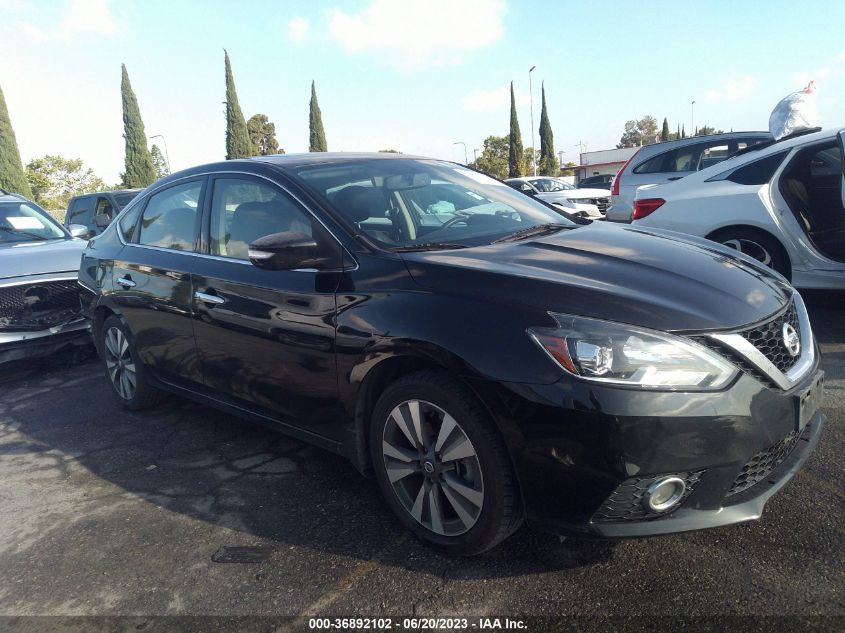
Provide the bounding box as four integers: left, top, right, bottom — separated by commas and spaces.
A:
0, 319, 91, 363
477, 363, 825, 539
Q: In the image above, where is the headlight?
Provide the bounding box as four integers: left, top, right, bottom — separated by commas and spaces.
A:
528, 313, 738, 391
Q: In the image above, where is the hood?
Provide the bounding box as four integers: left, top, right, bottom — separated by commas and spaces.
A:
562, 188, 612, 199
0, 238, 86, 281
402, 222, 790, 332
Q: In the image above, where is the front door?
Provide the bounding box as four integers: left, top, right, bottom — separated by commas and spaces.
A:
192, 175, 344, 439
111, 178, 205, 387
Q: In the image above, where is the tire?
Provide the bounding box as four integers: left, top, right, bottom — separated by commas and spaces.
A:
711, 228, 791, 279
369, 370, 523, 556
99, 315, 163, 410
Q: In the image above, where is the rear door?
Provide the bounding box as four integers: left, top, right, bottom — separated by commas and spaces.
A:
111, 178, 205, 387
192, 174, 345, 439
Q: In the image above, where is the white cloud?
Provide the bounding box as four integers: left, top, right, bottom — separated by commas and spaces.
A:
287, 16, 310, 43
328, 0, 506, 71
792, 52, 845, 87
12, 0, 122, 41
704, 75, 759, 102
462, 83, 529, 112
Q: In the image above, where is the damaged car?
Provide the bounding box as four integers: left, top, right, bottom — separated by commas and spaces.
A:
0, 190, 90, 363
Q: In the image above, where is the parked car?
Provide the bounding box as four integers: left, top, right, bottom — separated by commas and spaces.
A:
80, 154, 824, 555
0, 190, 90, 363
504, 177, 608, 216
606, 132, 773, 222
578, 174, 614, 190
628, 127, 845, 289
65, 189, 140, 236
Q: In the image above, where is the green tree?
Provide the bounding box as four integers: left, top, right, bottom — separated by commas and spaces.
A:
617, 115, 659, 148
661, 117, 670, 142
508, 82, 524, 177
560, 161, 577, 177
247, 114, 281, 156
309, 80, 328, 152
524, 147, 539, 174
150, 144, 169, 179
681, 124, 686, 138
469, 135, 508, 180
538, 83, 558, 176
0, 84, 32, 197
696, 124, 718, 136
25, 155, 106, 210
224, 51, 252, 159
120, 64, 156, 188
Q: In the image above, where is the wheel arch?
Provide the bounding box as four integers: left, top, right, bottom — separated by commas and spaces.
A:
705, 223, 792, 276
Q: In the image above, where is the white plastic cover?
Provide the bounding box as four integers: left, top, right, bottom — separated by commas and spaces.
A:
768, 81, 818, 140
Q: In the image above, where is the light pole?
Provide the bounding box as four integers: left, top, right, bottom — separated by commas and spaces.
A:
148, 134, 171, 173
452, 141, 468, 165
691, 100, 696, 136
528, 65, 537, 176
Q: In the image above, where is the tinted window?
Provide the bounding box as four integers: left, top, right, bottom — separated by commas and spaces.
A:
700, 144, 729, 170
634, 146, 699, 174
209, 178, 312, 260
724, 151, 789, 185
66, 196, 94, 226
118, 203, 143, 241
113, 192, 137, 210
138, 181, 201, 251
95, 196, 115, 220
0, 201, 67, 243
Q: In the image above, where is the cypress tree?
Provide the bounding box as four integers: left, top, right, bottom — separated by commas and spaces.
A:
0, 84, 32, 196
661, 117, 670, 142
538, 83, 557, 176
224, 51, 251, 159
508, 82, 524, 178
309, 80, 327, 152
121, 65, 156, 188
676, 124, 681, 139
681, 124, 686, 138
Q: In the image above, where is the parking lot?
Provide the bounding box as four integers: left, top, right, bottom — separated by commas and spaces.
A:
0, 292, 843, 631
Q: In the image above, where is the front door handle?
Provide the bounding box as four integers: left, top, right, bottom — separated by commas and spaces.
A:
195, 291, 226, 306
116, 276, 136, 288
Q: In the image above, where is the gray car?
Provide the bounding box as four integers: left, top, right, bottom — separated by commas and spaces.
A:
0, 190, 90, 363
606, 131, 772, 222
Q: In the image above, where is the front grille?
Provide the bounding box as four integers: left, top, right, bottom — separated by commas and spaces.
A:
595, 197, 610, 214
0, 280, 81, 330
739, 302, 800, 373
727, 431, 802, 497
592, 471, 703, 523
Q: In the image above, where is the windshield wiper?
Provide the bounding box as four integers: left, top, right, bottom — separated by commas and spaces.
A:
392, 243, 470, 252
492, 222, 570, 243
0, 226, 48, 241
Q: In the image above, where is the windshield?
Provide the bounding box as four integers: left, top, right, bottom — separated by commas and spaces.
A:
530, 178, 574, 192
113, 192, 138, 210
0, 201, 68, 243
293, 159, 573, 250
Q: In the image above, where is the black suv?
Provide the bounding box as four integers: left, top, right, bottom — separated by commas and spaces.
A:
578, 174, 614, 189
65, 189, 140, 236
79, 154, 825, 555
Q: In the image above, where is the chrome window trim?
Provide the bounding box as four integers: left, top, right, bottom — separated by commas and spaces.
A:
706, 291, 815, 391
113, 169, 357, 271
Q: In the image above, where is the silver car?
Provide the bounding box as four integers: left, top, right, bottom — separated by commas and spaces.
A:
606, 131, 772, 222
0, 191, 90, 363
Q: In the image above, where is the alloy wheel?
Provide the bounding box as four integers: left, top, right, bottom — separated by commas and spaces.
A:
104, 326, 136, 400
721, 238, 773, 267
381, 399, 484, 536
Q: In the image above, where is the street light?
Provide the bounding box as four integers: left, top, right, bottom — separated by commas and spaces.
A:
452, 141, 468, 165
528, 65, 537, 177
148, 134, 171, 173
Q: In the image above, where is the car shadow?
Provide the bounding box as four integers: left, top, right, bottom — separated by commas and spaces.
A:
0, 350, 616, 578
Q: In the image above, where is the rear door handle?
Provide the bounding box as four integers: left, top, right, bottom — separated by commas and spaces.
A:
116, 276, 136, 288
195, 291, 226, 306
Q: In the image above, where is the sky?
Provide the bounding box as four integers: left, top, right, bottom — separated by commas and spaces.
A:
2, 0, 845, 183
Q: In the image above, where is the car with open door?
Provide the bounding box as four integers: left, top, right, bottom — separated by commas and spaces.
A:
628, 127, 845, 289
64, 189, 140, 237
79, 153, 825, 555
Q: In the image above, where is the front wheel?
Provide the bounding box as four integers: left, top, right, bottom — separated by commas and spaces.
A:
712, 228, 791, 279
369, 370, 523, 556
100, 315, 163, 410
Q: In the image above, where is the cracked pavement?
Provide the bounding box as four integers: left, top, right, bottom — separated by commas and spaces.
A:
0, 292, 842, 627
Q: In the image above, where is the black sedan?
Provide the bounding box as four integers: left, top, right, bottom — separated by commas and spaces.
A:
78, 153, 825, 555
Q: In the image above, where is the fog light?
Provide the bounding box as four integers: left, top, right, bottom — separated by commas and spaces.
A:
643, 476, 686, 512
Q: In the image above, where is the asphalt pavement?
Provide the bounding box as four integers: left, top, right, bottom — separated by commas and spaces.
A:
0, 292, 843, 633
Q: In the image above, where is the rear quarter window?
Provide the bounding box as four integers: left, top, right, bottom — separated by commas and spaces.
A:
720, 151, 790, 185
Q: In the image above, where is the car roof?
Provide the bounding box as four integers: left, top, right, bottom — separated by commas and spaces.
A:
253, 152, 432, 169
70, 188, 141, 200
631, 130, 773, 162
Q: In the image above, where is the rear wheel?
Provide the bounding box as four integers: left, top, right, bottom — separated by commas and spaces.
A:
100, 315, 163, 410
370, 370, 522, 555
711, 227, 791, 279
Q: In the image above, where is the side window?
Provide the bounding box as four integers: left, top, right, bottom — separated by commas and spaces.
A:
633, 150, 673, 174
699, 144, 729, 170
138, 180, 202, 251
118, 203, 143, 242
94, 196, 115, 220
209, 178, 313, 260
67, 196, 93, 226
724, 151, 789, 185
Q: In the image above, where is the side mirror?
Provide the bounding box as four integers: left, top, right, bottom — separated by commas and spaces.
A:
67, 223, 91, 239
248, 231, 336, 271
94, 213, 111, 228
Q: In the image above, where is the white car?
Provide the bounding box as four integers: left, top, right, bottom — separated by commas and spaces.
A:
504, 177, 608, 218
628, 127, 845, 289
